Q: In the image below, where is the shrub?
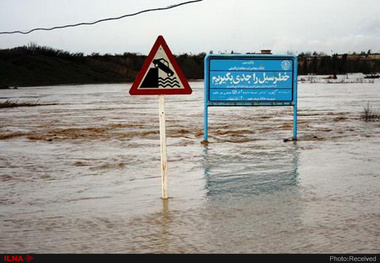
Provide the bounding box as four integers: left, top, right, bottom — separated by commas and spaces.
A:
361, 102, 380, 122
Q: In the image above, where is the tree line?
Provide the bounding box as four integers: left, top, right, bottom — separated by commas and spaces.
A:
298, 51, 380, 75
0, 44, 379, 88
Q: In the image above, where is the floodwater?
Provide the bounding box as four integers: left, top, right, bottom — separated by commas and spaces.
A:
0, 80, 379, 253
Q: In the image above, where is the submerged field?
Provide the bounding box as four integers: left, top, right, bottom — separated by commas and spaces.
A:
0, 81, 379, 253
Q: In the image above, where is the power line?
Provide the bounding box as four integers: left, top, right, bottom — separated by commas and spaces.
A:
0, 0, 203, 35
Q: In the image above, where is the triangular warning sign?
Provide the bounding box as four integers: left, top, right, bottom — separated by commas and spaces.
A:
129, 36, 192, 95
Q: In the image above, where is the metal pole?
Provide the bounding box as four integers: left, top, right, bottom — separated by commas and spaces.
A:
204, 102, 208, 142
293, 56, 298, 140
203, 56, 209, 143
158, 95, 168, 199
293, 103, 297, 140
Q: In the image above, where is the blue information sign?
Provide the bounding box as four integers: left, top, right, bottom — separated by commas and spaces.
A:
206, 55, 296, 104
203, 54, 298, 142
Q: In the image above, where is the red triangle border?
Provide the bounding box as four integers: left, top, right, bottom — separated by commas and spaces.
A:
129, 36, 192, 95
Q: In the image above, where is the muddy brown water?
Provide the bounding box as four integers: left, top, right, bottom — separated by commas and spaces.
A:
0, 81, 379, 253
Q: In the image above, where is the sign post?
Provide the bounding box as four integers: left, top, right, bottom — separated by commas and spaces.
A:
158, 95, 168, 199
129, 36, 192, 199
203, 54, 298, 142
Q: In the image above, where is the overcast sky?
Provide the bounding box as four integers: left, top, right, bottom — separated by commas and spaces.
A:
1, 0, 379, 55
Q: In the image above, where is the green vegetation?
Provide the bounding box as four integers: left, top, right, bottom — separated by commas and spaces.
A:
0, 44, 379, 88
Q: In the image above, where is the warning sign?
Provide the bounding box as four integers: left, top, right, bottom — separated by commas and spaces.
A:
129, 36, 192, 95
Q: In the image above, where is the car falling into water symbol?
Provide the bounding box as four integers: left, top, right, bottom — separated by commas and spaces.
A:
153, 58, 174, 77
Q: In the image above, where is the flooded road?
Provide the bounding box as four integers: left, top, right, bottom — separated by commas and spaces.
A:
1, 81, 379, 253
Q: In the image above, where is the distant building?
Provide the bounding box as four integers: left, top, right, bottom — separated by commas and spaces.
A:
260, 49, 272, 54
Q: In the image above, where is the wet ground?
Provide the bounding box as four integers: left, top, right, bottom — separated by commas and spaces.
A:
0, 81, 379, 253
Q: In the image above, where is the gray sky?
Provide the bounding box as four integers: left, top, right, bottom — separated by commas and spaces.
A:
1, 0, 379, 55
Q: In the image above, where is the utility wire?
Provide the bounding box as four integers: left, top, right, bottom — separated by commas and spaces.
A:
0, 0, 203, 35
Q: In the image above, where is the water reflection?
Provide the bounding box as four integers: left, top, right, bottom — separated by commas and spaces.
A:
198, 142, 306, 253
202, 142, 299, 197
160, 199, 170, 253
